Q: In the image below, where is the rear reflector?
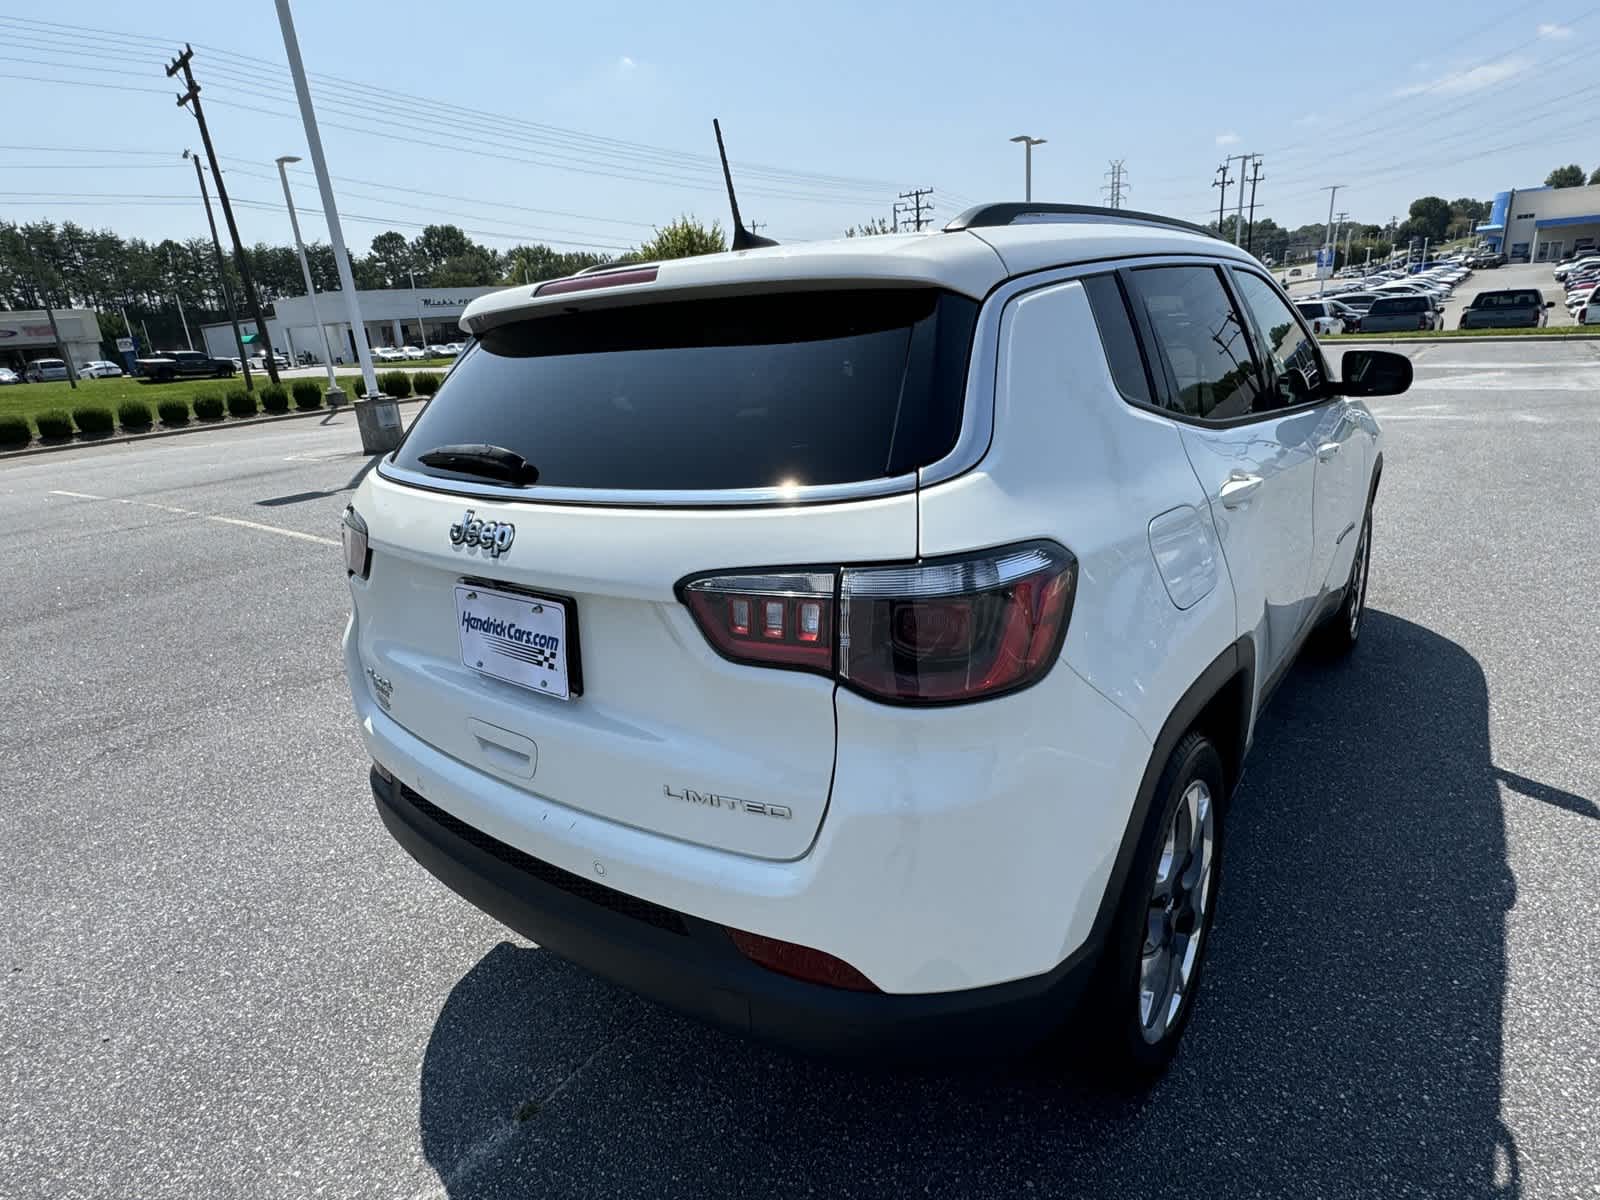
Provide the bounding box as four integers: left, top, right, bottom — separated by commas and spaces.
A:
727, 928, 879, 991
534, 266, 659, 297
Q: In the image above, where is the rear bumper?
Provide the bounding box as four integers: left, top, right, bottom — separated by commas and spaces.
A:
372, 767, 1096, 1057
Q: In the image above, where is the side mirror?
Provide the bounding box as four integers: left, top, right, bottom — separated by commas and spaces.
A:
1545, 300, 1555, 308
1341, 349, 1412, 398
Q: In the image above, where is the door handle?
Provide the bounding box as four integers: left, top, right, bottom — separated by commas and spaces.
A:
1317, 441, 1342, 462
1218, 472, 1263, 508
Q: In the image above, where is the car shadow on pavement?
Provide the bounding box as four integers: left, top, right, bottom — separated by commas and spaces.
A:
417, 610, 1522, 1199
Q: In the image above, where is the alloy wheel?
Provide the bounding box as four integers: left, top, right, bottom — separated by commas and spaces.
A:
1138, 779, 1215, 1044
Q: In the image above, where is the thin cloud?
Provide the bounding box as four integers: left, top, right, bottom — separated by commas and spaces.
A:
618, 55, 637, 70
1393, 56, 1532, 97
1215, 132, 1241, 146
1537, 22, 1573, 38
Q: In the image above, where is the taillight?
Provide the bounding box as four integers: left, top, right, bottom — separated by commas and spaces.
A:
681, 571, 834, 672
678, 541, 1076, 704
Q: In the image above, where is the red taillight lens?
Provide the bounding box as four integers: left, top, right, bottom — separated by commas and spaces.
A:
681, 571, 835, 672
727, 928, 879, 991
678, 542, 1076, 703
840, 542, 1076, 703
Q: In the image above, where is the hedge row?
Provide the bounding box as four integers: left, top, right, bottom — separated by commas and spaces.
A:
0, 375, 406, 448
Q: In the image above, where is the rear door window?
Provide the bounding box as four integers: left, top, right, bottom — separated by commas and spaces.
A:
1126, 265, 1261, 421
394, 289, 978, 492
1080, 273, 1154, 405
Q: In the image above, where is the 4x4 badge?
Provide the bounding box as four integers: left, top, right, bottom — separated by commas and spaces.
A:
448, 509, 515, 558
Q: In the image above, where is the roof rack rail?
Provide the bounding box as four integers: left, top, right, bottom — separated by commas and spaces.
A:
944, 203, 1218, 241
573, 260, 657, 277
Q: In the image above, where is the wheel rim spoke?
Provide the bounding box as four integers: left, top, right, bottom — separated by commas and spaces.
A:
1138, 777, 1215, 1044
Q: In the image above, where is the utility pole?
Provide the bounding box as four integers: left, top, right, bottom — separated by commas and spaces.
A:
1318, 184, 1342, 297
166, 44, 280, 384
898, 187, 934, 231
1343, 221, 1354, 269
1244, 155, 1264, 252
23, 233, 77, 391
1333, 210, 1348, 269
187, 150, 253, 389
1213, 162, 1234, 236
1233, 156, 1249, 247
892, 201, 908, 232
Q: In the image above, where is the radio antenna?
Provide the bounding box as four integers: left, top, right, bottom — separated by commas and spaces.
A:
714, 119, 778, 251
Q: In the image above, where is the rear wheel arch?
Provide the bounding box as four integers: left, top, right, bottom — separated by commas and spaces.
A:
1085, 638, 1254, 954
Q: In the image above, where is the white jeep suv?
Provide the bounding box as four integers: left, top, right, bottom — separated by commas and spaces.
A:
342, 205, 1410, 1076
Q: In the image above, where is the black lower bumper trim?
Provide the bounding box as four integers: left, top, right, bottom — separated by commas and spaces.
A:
372, 768, 1098, 1058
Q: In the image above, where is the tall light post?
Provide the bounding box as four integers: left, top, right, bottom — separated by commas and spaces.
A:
1318, 183, 1342, 298
1010, 135, 1047, 202
407, 267, 427, 351
272, 0, 388, 446
274, 154, 340, 398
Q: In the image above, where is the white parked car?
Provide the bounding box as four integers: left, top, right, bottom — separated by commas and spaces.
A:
371, 346, 403, 363
341, 205, 1406, 1077
76, 359, 125, 379
0, 367, 19, 385
427, 343, 460, 357
23, 358, 69, 382
1293, 299, 1346, 334
401, 346, 428, 360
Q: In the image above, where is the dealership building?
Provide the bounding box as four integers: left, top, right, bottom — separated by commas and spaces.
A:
0, 309, 104, 372
1476, 183, 1600, 263
199, 285, 502, 364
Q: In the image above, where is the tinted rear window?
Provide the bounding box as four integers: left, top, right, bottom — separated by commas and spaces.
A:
1472, 291, 1542, 308
1370, 297, 1427, 313
394, 289, 977, 491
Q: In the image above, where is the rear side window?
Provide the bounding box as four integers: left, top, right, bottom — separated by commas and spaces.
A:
1370, 297, 1425, 314
394, 289, 978, 491
1473, 291, 1541, 307
1080, 274, 1153, 405
1296, 302, 1325, 318
1127, 266, 1260, 421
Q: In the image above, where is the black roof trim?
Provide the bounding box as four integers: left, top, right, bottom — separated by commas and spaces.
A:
944, 203, 1219, 241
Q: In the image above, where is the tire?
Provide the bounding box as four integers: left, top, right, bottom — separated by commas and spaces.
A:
1314, 503, 1372, 656
1084, 731, 1225, 1083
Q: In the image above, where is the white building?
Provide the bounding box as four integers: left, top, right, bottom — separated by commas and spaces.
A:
0, 309, 104, 372
199, 285, 503, 364
1477, 183, 1600, 263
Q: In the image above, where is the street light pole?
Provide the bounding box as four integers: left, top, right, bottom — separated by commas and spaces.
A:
272, 0, 379, 405
1010, 135, 1046, 202
1318, 184, 1342, 298
275, 154, 340, 397
408, 268, 427, 351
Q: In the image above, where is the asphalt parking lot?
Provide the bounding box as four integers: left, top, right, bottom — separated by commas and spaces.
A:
3, 340, 1597, 1199
1287, 262, 1575, 329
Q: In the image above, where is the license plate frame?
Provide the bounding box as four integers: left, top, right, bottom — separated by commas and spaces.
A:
454, 578, 584, 701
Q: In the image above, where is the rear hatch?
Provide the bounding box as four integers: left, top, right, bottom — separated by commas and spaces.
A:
352, 286, 976, 860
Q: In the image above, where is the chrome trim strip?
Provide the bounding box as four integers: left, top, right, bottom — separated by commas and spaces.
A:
373, 460, 920, 508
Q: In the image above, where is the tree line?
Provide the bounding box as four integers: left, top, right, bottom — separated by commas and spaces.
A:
0, 215, 725, 353
1204, 195, 1493, 269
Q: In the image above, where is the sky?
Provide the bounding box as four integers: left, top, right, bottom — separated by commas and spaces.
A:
1, 0, 1595, 259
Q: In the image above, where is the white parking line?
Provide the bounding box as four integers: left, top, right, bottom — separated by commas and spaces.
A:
48, 489, 339, 546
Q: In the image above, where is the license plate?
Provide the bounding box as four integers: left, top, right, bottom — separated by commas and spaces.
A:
455, 584, 573, 701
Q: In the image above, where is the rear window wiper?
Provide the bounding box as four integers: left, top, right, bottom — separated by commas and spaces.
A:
417, 443, 540, 486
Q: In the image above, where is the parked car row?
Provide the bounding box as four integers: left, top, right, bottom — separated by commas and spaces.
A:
0, 357, 128, 383
370, 342, 466, 362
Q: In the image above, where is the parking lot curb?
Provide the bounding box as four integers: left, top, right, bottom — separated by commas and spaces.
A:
0, 398, 426, 462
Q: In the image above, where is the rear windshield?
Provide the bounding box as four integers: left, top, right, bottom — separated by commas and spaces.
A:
1370, 297, 1427, 313
1471, 291, 1542, 308
393, 288, 978, 492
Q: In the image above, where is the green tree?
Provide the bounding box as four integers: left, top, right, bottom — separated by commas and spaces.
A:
501, 243, 608, 285
429, 246, 502, 287
1590, 166, 1600, 186
845, 217, 895, 237
367, 231, 411, 286
1406, 196, 1451, 243
630, 215, 726, 261
1545, 164, 1585, 188
413, 224, 473, 272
